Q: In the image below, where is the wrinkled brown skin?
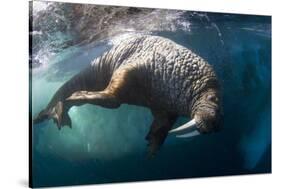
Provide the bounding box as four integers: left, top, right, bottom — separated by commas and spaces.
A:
33, 34, 223, 157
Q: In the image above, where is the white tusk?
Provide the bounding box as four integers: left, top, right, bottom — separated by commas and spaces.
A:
176, 130, 200, 138
169, 119, 197, 134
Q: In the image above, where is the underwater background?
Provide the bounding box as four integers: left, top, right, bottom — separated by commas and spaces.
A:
30, 1, 271, 187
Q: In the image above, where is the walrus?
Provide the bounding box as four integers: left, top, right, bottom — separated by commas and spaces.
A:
33, 34, 222, 156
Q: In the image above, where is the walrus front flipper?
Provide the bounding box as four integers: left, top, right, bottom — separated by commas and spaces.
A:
33, 101, 72, 129
146, 111, 177, 158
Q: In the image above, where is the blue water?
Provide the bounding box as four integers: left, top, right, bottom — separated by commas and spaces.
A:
30, 8, 271, 188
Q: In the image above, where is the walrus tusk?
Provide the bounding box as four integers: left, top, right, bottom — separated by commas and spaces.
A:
176, 130, 200, 138
169, 119, 197, 134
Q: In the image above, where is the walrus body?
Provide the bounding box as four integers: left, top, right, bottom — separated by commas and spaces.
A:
34, 34, 222, 156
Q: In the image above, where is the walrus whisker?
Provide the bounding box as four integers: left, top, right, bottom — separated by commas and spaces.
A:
168, 119, 197, 134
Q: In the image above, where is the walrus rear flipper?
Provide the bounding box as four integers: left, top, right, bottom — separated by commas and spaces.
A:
33, 101, 72, 129
66, 91, 121, 109
33, 109, 49, 125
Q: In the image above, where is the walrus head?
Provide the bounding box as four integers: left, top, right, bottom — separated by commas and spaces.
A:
169, 88, 222, 138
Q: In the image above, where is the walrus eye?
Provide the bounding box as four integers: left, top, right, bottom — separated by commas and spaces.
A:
206, 94, 218, 103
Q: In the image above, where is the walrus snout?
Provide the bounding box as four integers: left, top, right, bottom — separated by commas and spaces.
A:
194, 101, 222, 134
195, 111, 222, 134
169, 88, 222, 138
